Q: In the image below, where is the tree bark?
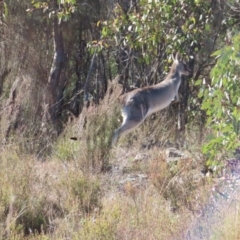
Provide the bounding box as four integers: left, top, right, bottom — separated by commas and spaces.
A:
84, 52, 97, 105
44, 10, 65, 124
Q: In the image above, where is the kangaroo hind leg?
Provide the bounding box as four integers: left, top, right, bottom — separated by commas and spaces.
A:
112, 106, 147, 145
112, 118, 144, 145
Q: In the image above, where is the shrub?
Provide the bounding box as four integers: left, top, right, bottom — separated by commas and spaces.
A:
69, 80, 122, 173
200, 34, 240, 167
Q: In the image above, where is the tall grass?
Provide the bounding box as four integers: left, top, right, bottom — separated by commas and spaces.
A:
0, 80, 231, 240
54, 80, 122, 173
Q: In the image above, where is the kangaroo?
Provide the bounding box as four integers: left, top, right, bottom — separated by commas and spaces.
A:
112, 53, 191, 145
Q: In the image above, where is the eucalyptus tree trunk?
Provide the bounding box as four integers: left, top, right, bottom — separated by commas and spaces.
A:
84, 52, 97, 105
43, 8, 65, 125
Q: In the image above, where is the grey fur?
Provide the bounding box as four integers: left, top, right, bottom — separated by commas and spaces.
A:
112, 54, 190, 145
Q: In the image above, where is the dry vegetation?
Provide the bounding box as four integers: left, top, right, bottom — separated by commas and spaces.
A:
211, 192, 240, 240
1, 1, 240, 239
0, 83, 239, 240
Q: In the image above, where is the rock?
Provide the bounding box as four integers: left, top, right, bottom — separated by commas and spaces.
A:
134, 153, 149, 162
118, 174, 148, 185
165, 148, 189, 163
165, 148, 184, 158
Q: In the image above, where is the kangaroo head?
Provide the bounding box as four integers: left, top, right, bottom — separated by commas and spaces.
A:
172, 53, 191, 76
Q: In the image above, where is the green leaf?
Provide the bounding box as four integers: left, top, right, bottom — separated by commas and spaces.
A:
195, 79, 202, 86
3, 2, 8, 18
33, 2, 41, 8
211, 49, 222, 57
198, 89, 204, 98
205, 24, 210, 31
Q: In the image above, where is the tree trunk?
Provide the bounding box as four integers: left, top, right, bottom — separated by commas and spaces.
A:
43, 11, 65, 124
84, 52, 97, 105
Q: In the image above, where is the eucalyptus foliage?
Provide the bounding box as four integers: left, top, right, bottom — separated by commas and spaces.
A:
101, 0, 213, 64
201, 34, 240, 166
31, 0, 77, 21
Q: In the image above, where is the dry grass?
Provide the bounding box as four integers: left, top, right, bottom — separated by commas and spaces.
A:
79, 189, 191, 240
0, 140, 211, 240
210, 191, 240, 240
1, 81, 236, 240
0, 144, 103, 239
0, 138, 228, 239
59, 79, 123, 173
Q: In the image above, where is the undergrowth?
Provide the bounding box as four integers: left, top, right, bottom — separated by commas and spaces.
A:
53, 80, 122, 173
0, 81, 237, 240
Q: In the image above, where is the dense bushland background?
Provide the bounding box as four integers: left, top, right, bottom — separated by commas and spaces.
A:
0, 0, 240, 239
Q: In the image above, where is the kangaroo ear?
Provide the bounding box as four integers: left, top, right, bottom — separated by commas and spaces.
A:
171, 53, 175, 61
